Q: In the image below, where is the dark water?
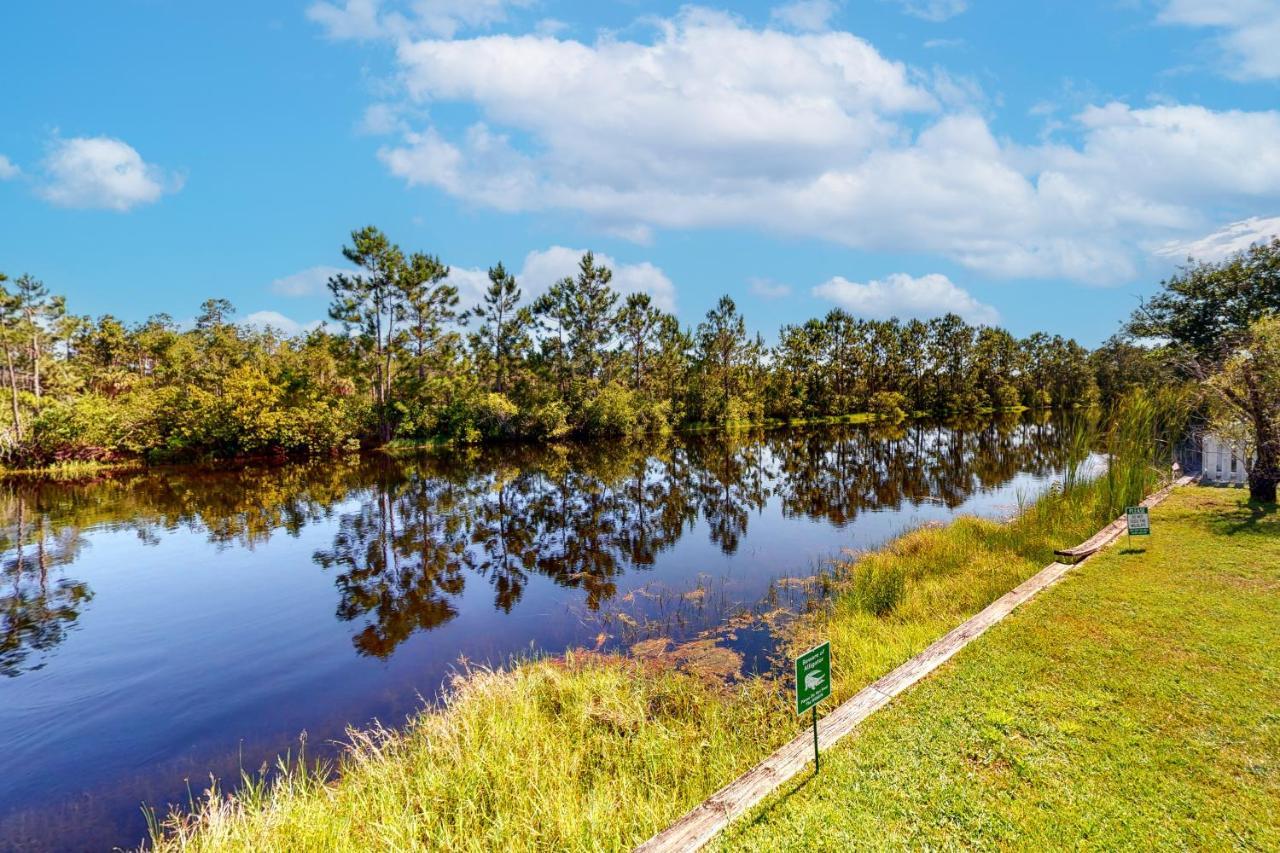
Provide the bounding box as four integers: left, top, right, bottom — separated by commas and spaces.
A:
1, 415, 1078, 851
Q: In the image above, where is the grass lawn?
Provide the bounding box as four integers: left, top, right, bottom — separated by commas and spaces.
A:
717, 486, 1280, 851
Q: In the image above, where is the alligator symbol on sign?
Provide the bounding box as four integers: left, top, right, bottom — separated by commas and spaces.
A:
795, 640, 831, 715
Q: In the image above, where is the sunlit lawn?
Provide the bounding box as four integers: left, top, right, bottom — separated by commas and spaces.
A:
718, 487, 1280, 851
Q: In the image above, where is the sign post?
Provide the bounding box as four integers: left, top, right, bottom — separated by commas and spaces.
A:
1125, 505, 1151, 546
794, 641, 831, 772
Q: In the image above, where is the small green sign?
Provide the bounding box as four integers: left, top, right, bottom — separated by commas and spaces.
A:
795, 641, 831, 715
1126, 506, 1151, 536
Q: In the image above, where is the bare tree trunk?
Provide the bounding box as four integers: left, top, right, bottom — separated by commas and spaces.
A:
4, 344, 22, 444
1245, 364, 1278, 504
31, 328, 41, 402
1252, 449, 1278, 504
1249, 414, 1278, 504
382, 312, 395, 443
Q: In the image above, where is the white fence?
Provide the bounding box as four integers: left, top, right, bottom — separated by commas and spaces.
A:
1201, 433, 1249, 485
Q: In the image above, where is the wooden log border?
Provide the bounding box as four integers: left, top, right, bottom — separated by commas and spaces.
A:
635, 476, 1195, 853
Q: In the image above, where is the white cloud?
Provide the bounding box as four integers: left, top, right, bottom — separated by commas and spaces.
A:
1158, 0, 1280, 80
1041, 103, 1280, 204
749, 277, 793, 299
340, 7, 1280, 284
529, 247, 678, 312
892, 0, 967, 22
308, 0, 531, 40
770, 0, 839, 32
270, 265, 356, 297
1154, 215, 1280, 262
448, 246, 678, 313
0, 155, 19, 180
443, 265, 493, 307
243, 310, 324, 336
38, 136, 180, 211
812, 272, 998, 324
308, 0, 383, 39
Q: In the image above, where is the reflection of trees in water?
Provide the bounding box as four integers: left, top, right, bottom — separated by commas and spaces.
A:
1, 497, 92, 677
313, 474, 471, 658
682, 434, 772, 554
317, 444, 704, 651
0, 413, 1080, 667
770, 412, 1075, 525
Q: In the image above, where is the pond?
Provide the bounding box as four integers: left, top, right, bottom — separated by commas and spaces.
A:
1, 414, 1079, 850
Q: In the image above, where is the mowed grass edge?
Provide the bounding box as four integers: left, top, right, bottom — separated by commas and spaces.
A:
716, 486, 1280, 851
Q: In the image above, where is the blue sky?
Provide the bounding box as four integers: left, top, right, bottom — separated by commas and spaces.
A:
2, 0, 1278, 345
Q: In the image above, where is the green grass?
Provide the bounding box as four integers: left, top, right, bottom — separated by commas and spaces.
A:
717, 486, 1280, 851
0, 457, 143, 479
148, 454, 1160, 851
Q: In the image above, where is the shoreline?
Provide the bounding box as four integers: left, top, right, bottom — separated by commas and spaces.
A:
143, 441, 1151, 851
717, 485, 1278, 849
2, 405, 1054, 480
641, 475, 1193, 851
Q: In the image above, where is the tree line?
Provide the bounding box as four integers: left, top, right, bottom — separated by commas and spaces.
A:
0, 224, 1149, 466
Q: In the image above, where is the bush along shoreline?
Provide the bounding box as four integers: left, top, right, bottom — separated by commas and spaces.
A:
144, 392, 1181, 852
2, 404, 1040, 479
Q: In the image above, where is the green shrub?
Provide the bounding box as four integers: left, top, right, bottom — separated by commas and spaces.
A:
524, 400, 571, 440
30, 395, 121, 461
867, 391, 908, 422
581, 383, 639, 436
993, 382, 1022, 410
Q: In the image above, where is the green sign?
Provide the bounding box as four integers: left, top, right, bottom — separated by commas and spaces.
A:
1126, 506, 1151, 536
795, 641, 831, 715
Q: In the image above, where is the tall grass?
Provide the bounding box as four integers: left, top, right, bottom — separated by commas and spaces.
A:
147, 393, 1190, 852
1094, 388, 1190, 519
147, 659, 785, 852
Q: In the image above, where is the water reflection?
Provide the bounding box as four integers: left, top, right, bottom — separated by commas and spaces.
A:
1, 497, 93, 678
1, 412, 1079, 670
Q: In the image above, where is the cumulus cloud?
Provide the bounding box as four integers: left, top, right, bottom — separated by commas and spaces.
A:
770, 0, 839, 32
440, 264, 497, 308
0, 155, 19, 180
447, 246, 678, 313
812, 272, 998, 324
308, 0, 531, 40
892, 0, 967, 22
38, 136, 180, 211
243, 310, 324, 336
336, 6, 1280, 284
1154, 215, 1280, 262
270, 265, 356, 297
1158, 0, 1280, 80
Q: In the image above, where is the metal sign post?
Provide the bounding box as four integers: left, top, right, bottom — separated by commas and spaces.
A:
794, 641, 831, 772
